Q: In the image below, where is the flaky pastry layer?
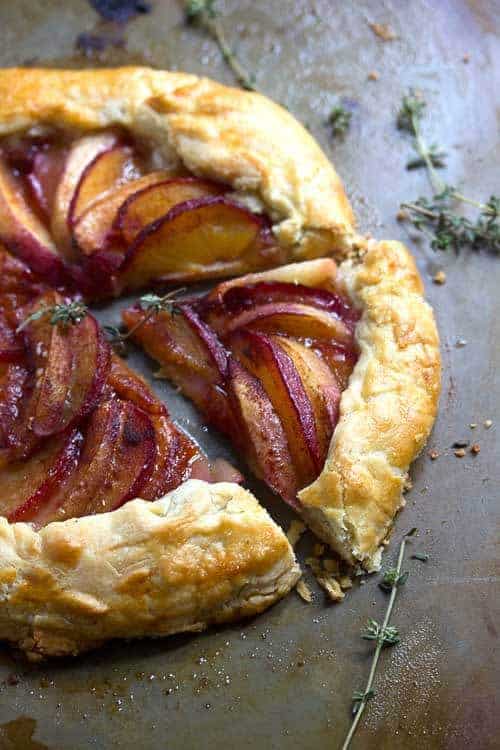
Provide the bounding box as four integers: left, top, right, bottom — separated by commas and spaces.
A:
0, 66, 354, 258
0, 480, 300, 659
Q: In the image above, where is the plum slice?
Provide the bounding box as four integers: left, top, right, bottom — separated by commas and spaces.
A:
22, 292, 110, 437
227, 358, 298, 505
312, 341, 358, 391
222, 301, 353, 345
0, 363, 30, 456
27, 146, 68, 220
0, 158, 66, 285
51, 132, 117, 260
70, 145, 141, 225
4, 429, 82, 523
116, 177, 223, 244
108, 354, 167, 416
0, 247, 47, 302
229, 329, 322, 489
274, 336, 341, 463
37, 398, 156, 525
121, 196, 266, 289
0, 311, 24, 362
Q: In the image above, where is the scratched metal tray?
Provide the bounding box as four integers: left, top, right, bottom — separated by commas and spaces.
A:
0, 2, 499, 748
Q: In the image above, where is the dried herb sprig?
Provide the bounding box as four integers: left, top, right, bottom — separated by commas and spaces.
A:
340, 528, 416, 750
328, 105, 352, 138
16, 300, 88, 333
398, 91, 500, 254
104, 288, 185, 353
185, 0, 256, 91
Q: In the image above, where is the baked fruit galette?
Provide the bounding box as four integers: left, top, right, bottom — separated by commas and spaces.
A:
0, 68, 440, 658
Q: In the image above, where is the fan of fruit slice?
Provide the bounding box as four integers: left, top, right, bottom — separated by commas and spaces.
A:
0, 130, 276, 297
0, 249, 236, 527
122, 264, 360, 507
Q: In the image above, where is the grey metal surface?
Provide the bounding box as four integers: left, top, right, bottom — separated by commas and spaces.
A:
0, 1, 499, 748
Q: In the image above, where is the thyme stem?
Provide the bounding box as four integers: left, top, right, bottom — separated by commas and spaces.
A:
341, 533, 410, 750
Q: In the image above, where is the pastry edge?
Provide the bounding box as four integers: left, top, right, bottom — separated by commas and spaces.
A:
0, 479, 300, 659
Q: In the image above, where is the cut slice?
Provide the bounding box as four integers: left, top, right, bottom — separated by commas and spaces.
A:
70, 145, 141, 225
229, 328, 321, 489
0, 311, 24, 362
51, 132, 117, 260
0, 158, 66, 285
27, 146, 68, 219
37, 398, 156, 525
108, 355, 167, 416
274, 336, 341, 462
0, 363, 30, 455
312, 341, 358, 391
22, 292, 110, 437
121, 197, 266, 289
228, 358, 298, 505
3, 429, 82, 522
116, 177, 223, 244
221, 301, 353, 345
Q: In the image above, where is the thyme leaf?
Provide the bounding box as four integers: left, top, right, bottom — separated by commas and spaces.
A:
185, 1, 256, 91
16, 300, 88, 333
341, 529, 414, 750
328, 105, 351, 138
411, 552, 429, 562
398, 91, 500, 254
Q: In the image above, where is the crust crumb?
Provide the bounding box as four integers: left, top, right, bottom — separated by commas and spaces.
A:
296, 577, 313, 603
433, 270, 446, 285
454, 448, 466, 458
286, 520, 307, 547
428, 449, 440, 460
470, 443, 480, 455
368, 22, 398, 41
367, 70, 380, 81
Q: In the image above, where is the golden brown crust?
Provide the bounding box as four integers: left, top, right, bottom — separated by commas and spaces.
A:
0, 480, 300, 659
0, 67, 354, 257
216, 249, 441, 570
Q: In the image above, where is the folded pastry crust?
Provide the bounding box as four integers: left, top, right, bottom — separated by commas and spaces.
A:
0, 66, 354, 258
0, 480, 300, 659
216, 249, 441, 570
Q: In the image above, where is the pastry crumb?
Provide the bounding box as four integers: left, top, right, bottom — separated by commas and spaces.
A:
470, 443, 480, 455
454, 448, 466, 458
462, 53, 470, 63
433, 270, 446, 285
403, 476, 413, 492
429, 449, 440, 460
296, 578, 313, 603
368, 22, 398, 41
286, 520, 307, 547
367, 70, 380, 81
469, 423, 477, 429
339, 575, 353, 590
484, 419, 493, 429
396, 209, 408, 222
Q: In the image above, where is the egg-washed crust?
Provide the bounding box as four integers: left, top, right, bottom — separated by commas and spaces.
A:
0, 480, 300, 660
0, 66, 354, 259
218, 248, 441, 571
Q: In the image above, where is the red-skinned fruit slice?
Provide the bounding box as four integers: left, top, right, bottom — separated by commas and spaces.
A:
217, 281, 358, 327
312, 341, 358, 391
122, 304, 234, 435
27, 146, 68, 219
274, 336, 341, 463
222, 302, 353, 345
229, 329, 321, 489
0, 247, 47, 301
0, 312, 24, 362
121, 196, 265, 289
227, 358, 299, 505
116, 177, 223, 244
22, 292, 110, 437
0, 158, 66, 285
108, 354, 167, 416
4, 429, 82, 523
51, 132, 117, 260
36, 398, 156, 525
70, 145, 141, 226
139, 416, 200, 500
0, 364, 29, 454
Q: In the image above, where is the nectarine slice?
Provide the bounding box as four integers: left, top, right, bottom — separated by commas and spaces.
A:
0, 158, 66, 285
229, 329, 321, 488
51, 132, 117, 260
228, 358, 298, 505
121, 197, 264, 289
116, 177, 223, 244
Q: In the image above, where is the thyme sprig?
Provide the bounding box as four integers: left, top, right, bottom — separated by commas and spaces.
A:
328, 105, 352, 138
340, 528, 416, 750
16, 300, 88, 333
104, 288, 185, 353
397, 91, 500, 254
185, 0, 256, 91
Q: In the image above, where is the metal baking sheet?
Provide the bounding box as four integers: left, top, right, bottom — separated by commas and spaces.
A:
0, 1, 498, 748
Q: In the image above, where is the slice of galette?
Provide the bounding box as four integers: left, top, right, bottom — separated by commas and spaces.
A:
124, 247, 440, 572
0, 250, 299, 658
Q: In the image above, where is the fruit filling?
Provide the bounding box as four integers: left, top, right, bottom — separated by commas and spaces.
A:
0, 129, 278, 298
0, 249, 231, 527
123, 263, 360, 507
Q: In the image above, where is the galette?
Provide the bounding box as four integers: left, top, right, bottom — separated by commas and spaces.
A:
0, 67, 440, 659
